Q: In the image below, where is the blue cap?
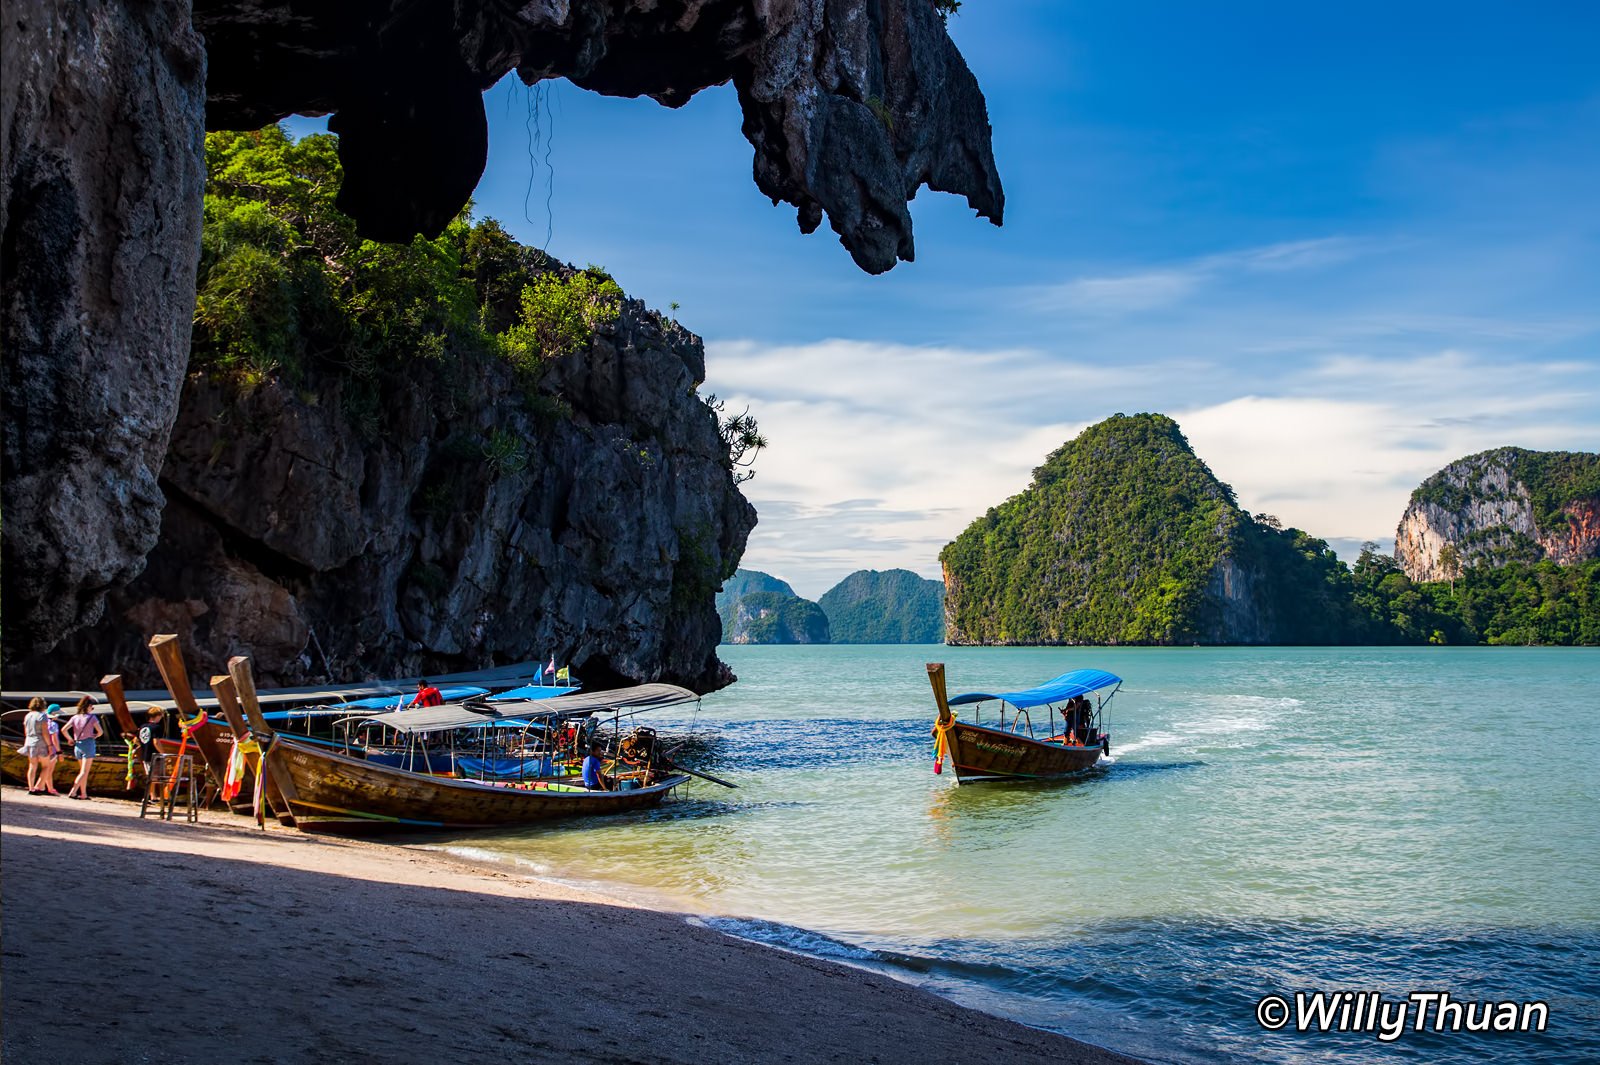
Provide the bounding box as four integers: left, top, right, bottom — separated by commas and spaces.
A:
46, 703, 60, 713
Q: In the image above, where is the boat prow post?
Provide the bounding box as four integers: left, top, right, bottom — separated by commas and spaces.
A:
927, 663, 952, 726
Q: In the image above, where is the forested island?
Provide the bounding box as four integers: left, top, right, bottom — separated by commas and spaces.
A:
716, 568, 944, 644
941, 415, 1599, 646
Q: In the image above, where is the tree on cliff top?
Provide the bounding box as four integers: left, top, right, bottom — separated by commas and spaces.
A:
195, 127, 628, 405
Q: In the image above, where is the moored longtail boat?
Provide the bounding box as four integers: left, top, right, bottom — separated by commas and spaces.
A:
229, 656, 694, 830
0, 735, 145, 796
927, 662, 1120, 783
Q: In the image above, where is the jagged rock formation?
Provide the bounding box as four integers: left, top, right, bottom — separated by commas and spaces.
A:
2, 0, 1001, 668
940, 414, 1359, 646
818, 569, 943, 643
1394, 448, 1600, 582
1, 0, 207, 662
17, 288, 755, 692
715, 568, 829, 643
194, 0, 1003, 274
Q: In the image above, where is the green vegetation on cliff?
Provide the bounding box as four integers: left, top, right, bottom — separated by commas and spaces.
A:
1410, 447, 1600, 531
727, 592, 832, 644
940, 414, 1258, 644
818, 569, 944, 643
941, 415, 1599, 647
1353, 546, 1600, 645
195, 126, 625, 412
715, 570, 830, 644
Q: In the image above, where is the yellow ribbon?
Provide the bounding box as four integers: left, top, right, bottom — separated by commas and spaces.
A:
932, 717, 955, 774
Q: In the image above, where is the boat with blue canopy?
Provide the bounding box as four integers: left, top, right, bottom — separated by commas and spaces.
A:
927, 663, 1120, 783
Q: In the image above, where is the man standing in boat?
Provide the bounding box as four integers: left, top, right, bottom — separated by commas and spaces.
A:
410, 679, 444, 708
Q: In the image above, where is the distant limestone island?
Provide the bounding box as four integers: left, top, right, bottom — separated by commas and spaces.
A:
940, 414, 1599, 647
716, 569, 944, 644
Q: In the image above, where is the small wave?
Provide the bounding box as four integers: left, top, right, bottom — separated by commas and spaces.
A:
1109, 730, 1183, 755
700, 915, 881, 963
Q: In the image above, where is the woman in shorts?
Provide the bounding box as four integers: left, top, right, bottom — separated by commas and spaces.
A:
64, 696, 103, 800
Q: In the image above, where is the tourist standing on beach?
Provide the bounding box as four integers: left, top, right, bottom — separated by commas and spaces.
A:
43, 705, 64, 791
19, 697, 61, 795
64, 696, 103, 800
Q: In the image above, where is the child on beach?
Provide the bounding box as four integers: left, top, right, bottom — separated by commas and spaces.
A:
19, 697, 62, 795
64, 696, 103, 800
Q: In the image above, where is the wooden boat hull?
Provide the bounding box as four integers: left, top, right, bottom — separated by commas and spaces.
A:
1, 737, 145, 796
266, 735, 687, 829
941, 721, 1105, 783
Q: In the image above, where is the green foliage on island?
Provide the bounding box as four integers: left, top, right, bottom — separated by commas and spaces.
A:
499, 269, 623, 381
1352, 547, 1600, 645
941, 414, 1600, 647
194, 126, 629, 410
715, 569, 796, 618
818, 569, 944, 643
728, 591, 832, 644
715, 569, 832, 644
1409, 447, 1600, 531
940, 414, 1249, 644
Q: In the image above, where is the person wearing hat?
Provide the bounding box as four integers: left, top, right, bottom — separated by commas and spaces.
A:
19, 697, 62, 795
63, 695, 103, 799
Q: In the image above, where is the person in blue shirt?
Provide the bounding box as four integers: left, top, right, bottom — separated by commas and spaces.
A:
581, 747, 608, 791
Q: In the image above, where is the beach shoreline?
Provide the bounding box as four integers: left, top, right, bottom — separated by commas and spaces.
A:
1, 789, 1146, 1065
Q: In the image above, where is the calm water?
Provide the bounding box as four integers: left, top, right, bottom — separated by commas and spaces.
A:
429, 646, 1600, 1064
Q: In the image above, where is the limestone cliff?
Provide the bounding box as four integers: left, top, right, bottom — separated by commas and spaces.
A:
17, 285, 756, 692
818, 568, 943, 643
715, 568, 830, 644
2, 0, 206, 659
1394, 448, 1600, 582
2, 0, 1002, 666
940, 414, 1357, 646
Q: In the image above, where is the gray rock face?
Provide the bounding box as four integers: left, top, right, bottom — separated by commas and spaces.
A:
3, 0, 1000, 669
1, 0, 207, 661
195, 0, 1003, 274
19, 298, 756, 692
1394, 449, 1600, 581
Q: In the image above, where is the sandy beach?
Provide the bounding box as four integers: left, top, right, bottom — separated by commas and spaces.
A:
1, 789, 1144, 1065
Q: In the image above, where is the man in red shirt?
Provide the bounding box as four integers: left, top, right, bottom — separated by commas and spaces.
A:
410, 679, 444, 708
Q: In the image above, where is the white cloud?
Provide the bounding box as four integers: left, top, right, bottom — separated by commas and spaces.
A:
706, 338, 1599, 592
1021, 237, 1367, 316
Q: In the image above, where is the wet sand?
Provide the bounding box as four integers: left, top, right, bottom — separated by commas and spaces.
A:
1, 789, 1145, 1064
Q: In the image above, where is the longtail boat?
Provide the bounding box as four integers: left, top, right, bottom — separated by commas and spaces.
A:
0, 734, 145, 796
927, 662, 1120, 783
226, 655, 696, 830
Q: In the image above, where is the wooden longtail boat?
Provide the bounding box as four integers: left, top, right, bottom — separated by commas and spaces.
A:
226, 655, 693, 830
927, 662, 1120, 784
257, 737, 688, 828
0, 736, 145, 796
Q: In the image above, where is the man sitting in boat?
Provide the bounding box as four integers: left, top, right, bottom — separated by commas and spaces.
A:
581, 746, 609, 791
410, 679, 444, 708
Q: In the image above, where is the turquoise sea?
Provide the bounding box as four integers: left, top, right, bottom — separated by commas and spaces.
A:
430, 646, 1600, 1064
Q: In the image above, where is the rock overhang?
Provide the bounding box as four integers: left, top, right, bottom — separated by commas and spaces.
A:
193, 0, 1005, 273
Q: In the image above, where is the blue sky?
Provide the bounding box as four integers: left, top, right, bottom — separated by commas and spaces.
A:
297, 3, 1600, 599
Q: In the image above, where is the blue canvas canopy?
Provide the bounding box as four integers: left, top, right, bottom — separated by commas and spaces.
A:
948, 669, 1121, 710
336, 686, 490, 711
488, 684, 581, 702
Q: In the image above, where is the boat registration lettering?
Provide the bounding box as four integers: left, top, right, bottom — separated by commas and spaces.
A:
967, 735, 1028, 756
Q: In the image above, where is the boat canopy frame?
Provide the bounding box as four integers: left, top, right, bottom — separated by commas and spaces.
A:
361, 683, 700, 737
